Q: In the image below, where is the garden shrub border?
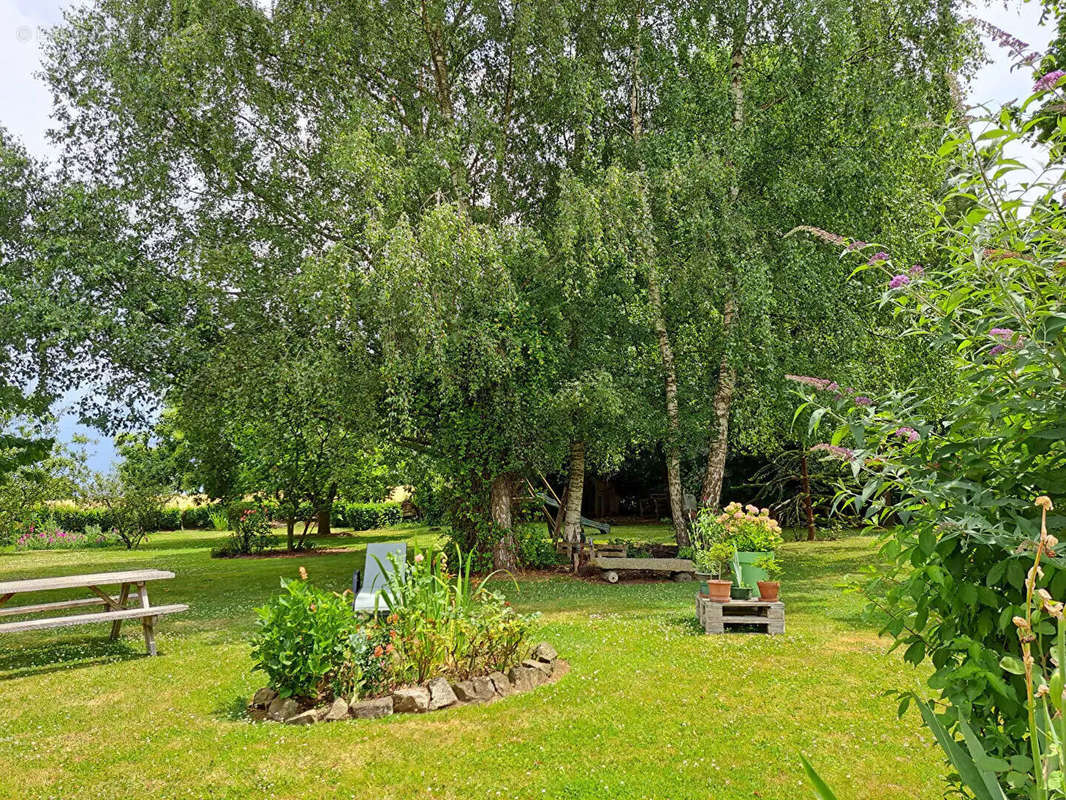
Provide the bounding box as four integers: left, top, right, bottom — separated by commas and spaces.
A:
249, 642, 567, 724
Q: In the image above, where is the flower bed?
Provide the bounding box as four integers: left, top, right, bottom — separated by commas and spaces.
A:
248, 549, 560, 722
249, 642, 568, 724
14, 524, 118, 550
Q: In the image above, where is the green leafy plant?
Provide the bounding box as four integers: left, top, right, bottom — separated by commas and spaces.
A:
376, 545, 537, 684
694, 542, 734, 578
250, 571, 357, 699
213, 505, 275, 557
208, 509, 229, 531
753, 554, 782, 580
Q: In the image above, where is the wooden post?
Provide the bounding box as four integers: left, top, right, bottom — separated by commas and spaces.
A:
136, 582, 156, 656
109, 583, 131, 640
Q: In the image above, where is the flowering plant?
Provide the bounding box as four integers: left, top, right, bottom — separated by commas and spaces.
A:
790, 98, 1066, 793
714, 502, 783, 552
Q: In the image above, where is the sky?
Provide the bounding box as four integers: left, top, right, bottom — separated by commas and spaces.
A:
0, 0, 1057, 472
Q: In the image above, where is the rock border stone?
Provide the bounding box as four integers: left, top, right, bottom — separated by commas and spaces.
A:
248, 642, 568, 725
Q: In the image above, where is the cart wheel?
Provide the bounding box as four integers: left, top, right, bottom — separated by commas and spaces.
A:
603, 570, 620, 584
672, 572, 694, 582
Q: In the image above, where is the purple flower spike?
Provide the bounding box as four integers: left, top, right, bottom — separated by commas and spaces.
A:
893, 426, 920, 443
888, 274, 910, 289
847, 240, 868, 252
868, 251, 890, 265
908, 264, 924, 277
855, 396, 873, 407
989, 328, 1024, 351
1034, 70, 1066, 93
810, 443, 855, 461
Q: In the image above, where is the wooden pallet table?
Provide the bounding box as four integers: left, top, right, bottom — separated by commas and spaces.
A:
696, 594, 784, 635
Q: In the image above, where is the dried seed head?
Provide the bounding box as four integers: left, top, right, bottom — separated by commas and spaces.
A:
1046, 535, 1059, 549
1038, 684, 1051, 698
1014, 615, 1031, 629
298, 566, 308, 581
1036, 495, 1055, 511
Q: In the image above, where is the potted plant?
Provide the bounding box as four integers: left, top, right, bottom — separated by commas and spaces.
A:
717, 502, 783, 589
753, 554, 782, 602
694, 542, 734, 602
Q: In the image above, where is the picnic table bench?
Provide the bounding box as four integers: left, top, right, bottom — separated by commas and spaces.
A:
0, 570, 187, 656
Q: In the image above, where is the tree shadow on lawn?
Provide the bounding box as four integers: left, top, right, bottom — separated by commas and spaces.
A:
0, 636, 143, 681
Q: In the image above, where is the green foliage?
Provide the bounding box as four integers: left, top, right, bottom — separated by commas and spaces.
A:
333, 502, 401, 532
377, 546, 537, 684
82, 474, 172, 550
251, 575, 358, 699
795, 98, 1066, 790
444, 525, 562, 572
753, 554, 782, 580
46, 503, 182, 535
694, 543, 735, 578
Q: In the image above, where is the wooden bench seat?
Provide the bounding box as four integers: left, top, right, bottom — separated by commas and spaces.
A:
0, 604, 189, 634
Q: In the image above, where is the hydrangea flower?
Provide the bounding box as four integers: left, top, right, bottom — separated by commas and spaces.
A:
888, 274, 910, 289
1034, 70, 1066, 93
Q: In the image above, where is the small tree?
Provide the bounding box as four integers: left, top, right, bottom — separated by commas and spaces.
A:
85, 473, 169, 550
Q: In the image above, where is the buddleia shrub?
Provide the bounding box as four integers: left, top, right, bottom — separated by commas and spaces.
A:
791, 99, 1066, 792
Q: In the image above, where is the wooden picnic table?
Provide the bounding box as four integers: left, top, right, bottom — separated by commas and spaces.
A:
0, 569, 187, 656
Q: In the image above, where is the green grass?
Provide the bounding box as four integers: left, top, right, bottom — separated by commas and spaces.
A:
0, 525, 942, 800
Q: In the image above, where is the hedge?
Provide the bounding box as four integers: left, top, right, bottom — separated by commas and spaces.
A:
334, 501, 402, 531
49, 505, 183, 533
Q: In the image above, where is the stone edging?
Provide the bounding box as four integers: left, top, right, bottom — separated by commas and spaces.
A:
250, 641, 568, 725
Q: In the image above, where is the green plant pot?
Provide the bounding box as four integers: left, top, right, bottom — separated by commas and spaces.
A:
729, 585, 753, 600
736, 551, 770, 589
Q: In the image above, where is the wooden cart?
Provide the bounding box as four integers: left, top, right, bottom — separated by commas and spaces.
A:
592, 555, 696, 583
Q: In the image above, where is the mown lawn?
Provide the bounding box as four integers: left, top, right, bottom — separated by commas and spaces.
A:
0, 525, 943, 800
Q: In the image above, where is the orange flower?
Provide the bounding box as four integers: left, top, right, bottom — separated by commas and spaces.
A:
373, 645, 384, 658
386, 643, 395, 654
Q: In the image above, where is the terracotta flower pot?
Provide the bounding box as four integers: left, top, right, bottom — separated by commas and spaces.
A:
757, 581, 780, 602
706, 579, 732, 603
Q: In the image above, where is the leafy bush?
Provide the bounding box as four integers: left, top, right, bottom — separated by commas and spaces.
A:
334, 501, 402, 531
180, 504, 225, 530
213, 506, 275, 557
250, 573, 358, 699
791, 98, 1066, 794
47, 503, 182, 534
515, 527, 564, 569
